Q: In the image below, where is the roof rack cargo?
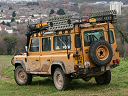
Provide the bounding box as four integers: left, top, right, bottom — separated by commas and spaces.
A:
26, 10, 117, 36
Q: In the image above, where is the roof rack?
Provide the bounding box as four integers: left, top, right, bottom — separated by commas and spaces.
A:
47, 10, 117, 31
90, 10, 117, 23
26, 10, 117, 36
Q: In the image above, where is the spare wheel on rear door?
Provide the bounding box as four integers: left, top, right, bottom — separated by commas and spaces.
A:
89, 40, 113, 66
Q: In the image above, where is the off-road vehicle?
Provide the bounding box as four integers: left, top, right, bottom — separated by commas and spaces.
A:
12, 10, 120, 90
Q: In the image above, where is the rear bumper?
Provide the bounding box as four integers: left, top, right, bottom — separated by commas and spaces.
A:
71, 64, 119, 78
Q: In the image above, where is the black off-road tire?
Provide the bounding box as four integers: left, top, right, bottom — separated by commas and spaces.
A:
95, 70, 111, 85
89, 41, 113, 66
53, 68, 69, 91
14, 66, 32, 85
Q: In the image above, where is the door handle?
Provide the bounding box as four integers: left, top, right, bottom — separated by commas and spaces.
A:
36, 59, 39, 61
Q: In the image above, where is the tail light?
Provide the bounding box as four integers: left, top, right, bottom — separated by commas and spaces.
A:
113, 59, 120, 65
84, 61, 91, 68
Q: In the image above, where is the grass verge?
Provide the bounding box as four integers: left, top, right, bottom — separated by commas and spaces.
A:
0, 55, 128, 96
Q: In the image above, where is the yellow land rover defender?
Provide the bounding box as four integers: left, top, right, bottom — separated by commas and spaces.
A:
12, 10, 120, 90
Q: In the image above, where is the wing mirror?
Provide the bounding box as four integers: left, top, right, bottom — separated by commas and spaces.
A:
25, 46, 28, 53
25, 46, 28, 52
25, 46, 29, 56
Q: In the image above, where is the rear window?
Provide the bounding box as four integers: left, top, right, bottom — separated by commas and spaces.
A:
84, 30, 104, 46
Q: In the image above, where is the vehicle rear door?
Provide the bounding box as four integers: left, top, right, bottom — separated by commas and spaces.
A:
81, 28, 106, 66
40, 37, 52, 73
51, 34, 74, 74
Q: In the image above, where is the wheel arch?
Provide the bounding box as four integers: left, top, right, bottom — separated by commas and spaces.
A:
15, 60, 26, 70
51, 62, 66, 75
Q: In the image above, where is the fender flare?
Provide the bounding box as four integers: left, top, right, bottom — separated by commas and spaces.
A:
15, 60, 26, 70
51, 61, 66, 74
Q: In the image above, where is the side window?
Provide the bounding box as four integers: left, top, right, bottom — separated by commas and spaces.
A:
30, 38, 39, 52
75, 34, 81, 48
54, 35, 71, 50
42, 37, 51, 51
109, 30, 115, 44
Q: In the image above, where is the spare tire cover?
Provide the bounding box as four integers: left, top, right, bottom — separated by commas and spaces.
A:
89, 41, 113, 66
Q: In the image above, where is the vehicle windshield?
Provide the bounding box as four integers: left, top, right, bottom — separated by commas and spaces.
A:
84, 30, 104, 46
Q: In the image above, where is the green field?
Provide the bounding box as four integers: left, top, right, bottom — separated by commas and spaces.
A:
0, 56, 128, 96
